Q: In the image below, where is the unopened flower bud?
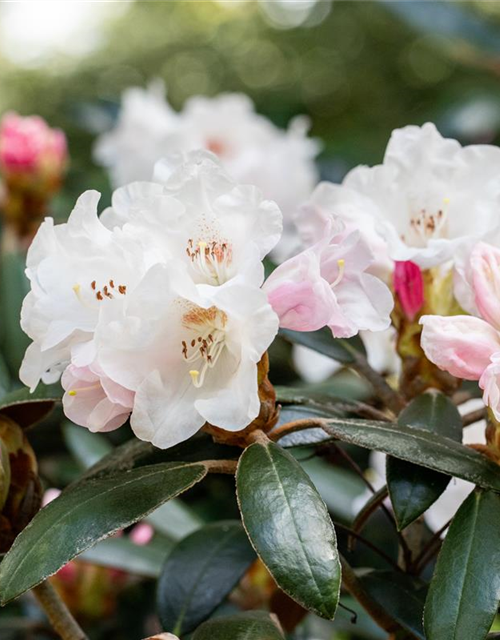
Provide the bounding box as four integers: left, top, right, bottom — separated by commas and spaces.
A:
0, 415, 41, 552
393, 260, 424, 321
0, 112, 68, 236
0, 112, 67, 186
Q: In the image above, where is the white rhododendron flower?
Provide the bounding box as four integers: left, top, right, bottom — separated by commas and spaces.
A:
306, 123, 500, 270
96, 267, 278, 448
102, 150, 282, 287
20, 153, 280, 444
20, 190, 148, 391
296, 182, 393, 281
94, 84, 319, 261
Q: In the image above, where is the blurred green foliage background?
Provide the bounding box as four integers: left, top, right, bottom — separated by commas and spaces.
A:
2, 0, 500, 212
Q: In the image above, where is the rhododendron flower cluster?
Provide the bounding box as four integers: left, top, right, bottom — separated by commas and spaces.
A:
21, 151, 281, 448
94, 83, 319, 261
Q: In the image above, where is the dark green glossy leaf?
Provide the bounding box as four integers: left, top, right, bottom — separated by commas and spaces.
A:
236, 440, 340, 620
82, 433, 238, 483
193, 611, 284, 640
62, 421, 113, 469
424, 489, 500, 640
0, 383, 62, 428
0, 461, 207, 603
157, 521, 255, 635
280, 327, 366, 364
361, 571, 427, 639
321, 418, 500, 492
387, 392, 462, 530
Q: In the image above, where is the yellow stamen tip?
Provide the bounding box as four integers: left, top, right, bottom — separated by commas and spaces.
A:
443, 197, 450, 204
68, 390, 77, 397
72, 284, 81, 294
198, 241, 207, 249
337, 259, 345, 268
189, 370, 200, 380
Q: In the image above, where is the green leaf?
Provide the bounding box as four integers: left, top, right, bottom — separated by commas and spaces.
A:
424, 489, 500, 640
82, 433, 238, 483
280, 327, 366, 364
321, 418, 500, 492
193, 611, 285, 640
0, 461, 207, 603
0, 248, 30, 377
236, 440, 340, 620
387, 392, 463, 530
0, 383, 62, 428
80, 536, 169, 578
62, 421, 113, 470
146, 499, 203, 540
157, 521, 255, 635
360, 571, 427, 639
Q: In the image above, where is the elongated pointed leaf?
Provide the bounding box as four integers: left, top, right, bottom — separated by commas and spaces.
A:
236, 440, 340, 620
361, 571, 427, 639
82, 433, 238, 482
387, 392, 463, 530
193, 611, 284, 640
157, 521, 255, 635
424, 489, 500, 640
0, 462, 207, 603
0, 383, 62, 428
321, 418, 500, 492
280, 327, 365, 364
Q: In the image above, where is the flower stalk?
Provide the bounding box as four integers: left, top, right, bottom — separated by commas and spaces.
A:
32, 580, 88, 640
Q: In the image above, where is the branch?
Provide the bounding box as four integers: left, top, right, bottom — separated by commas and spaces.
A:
203, 459, 238, 474
33, 580, 88, 640
347, 348, 405, 416
462, 407, 487, 427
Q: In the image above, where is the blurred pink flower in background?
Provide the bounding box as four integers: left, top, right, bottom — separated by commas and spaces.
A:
0, 112, 67, 184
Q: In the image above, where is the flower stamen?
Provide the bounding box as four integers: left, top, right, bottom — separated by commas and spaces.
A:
331, 259, 346, 288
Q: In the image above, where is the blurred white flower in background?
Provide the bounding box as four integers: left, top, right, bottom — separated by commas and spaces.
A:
293, 327, 400, 384
94, 83, 319, 262
352, 400, 486, 535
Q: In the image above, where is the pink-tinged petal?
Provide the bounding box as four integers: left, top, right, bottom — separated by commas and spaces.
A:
263, 250, 337, 332
471, 242, 500, 330
480, 362, 500, 421
420, 315, 500, 380
61, 364, 133, 433
393, 261, 424, 321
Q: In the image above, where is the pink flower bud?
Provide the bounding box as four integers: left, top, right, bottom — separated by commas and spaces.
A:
0, 112, 67, 185
393, 260, 424, 321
